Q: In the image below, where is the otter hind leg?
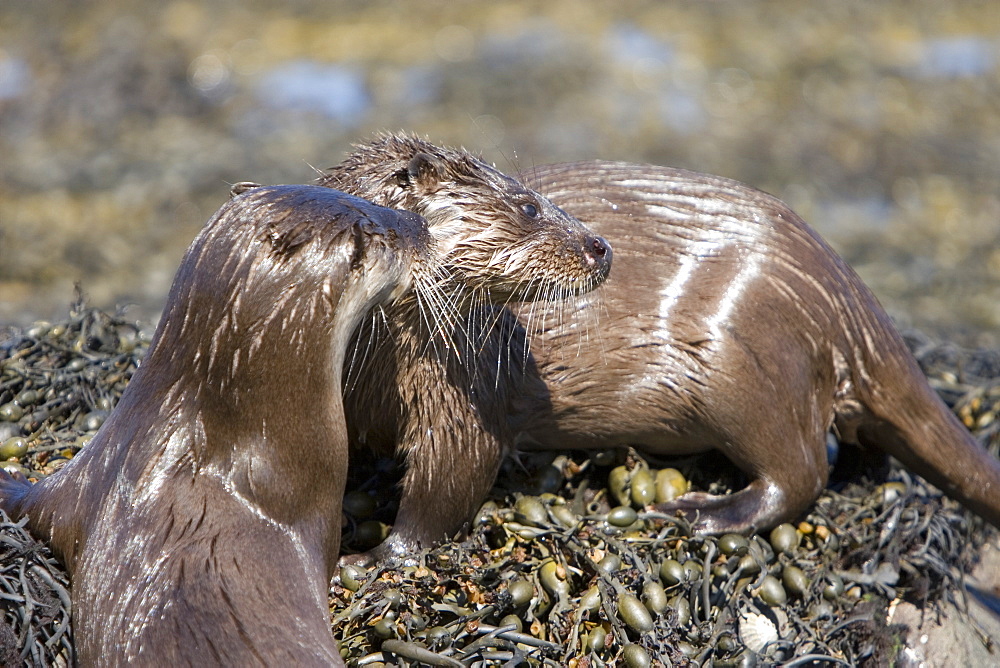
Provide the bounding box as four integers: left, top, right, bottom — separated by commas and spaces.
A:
655, 403, 832, 535
656, 479, 803, 535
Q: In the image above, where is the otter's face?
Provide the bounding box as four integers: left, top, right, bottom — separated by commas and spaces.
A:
398, 151, 612, 304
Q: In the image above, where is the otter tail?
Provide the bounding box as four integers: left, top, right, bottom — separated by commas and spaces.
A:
855, 331, 1000, 528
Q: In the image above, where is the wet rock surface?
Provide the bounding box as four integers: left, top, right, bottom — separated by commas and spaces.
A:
891, 542, 1000, 668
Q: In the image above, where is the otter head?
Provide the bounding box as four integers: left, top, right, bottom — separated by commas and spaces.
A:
323, 134, 611, 305
151, 185, 432, 422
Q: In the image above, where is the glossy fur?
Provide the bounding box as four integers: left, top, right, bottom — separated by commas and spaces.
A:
516, 160, 1000, 532
330, 147, 1000, 561
0, 185, 431, 666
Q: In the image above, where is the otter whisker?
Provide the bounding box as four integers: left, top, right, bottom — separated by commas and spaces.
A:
413, 273, 465, 364
410, 285, 445, 362
343, 311, 371, 394
344, 305, 391, 396
582, 283, 610, 364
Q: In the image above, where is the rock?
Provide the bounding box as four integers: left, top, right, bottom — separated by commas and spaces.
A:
892, 538, 1000, 667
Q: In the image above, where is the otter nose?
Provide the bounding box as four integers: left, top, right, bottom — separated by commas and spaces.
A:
583, 235, 612, 272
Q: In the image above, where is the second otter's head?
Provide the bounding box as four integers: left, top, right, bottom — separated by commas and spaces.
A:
322, 133, 611, 303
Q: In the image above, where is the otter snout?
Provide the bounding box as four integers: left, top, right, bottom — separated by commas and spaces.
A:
583, 234, 613, 277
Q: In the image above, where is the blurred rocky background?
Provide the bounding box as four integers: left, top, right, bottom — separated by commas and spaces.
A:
1, 0, 999, 345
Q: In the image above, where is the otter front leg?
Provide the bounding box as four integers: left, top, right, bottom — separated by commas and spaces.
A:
343, 429, 504, 568
342, 353, 510, 568
395, 428, 504, 562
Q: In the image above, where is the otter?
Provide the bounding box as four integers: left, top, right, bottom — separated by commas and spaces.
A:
0, 185, 436, 666
325, 142, 999, 560
321, 134, 611, 565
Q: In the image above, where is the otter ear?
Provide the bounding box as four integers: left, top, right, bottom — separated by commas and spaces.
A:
397, 152, 445, 191
230, 182, 262, 198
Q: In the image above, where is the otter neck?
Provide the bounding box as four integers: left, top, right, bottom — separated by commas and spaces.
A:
118, 293, 346, 525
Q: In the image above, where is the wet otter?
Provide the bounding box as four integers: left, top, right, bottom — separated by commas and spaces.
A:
321, 134, 611, 564
327, 143, 999, 558
0, 185, 436, 665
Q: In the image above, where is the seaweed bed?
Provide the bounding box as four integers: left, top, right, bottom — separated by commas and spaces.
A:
0, 298, 998, 666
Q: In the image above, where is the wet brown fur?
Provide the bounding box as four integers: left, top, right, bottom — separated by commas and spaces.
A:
0, 185, 432, 666
328, 140, 1000, 560
321, 134, 611, 563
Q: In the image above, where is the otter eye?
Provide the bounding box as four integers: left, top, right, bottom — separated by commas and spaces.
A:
520, 202, 538, 218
